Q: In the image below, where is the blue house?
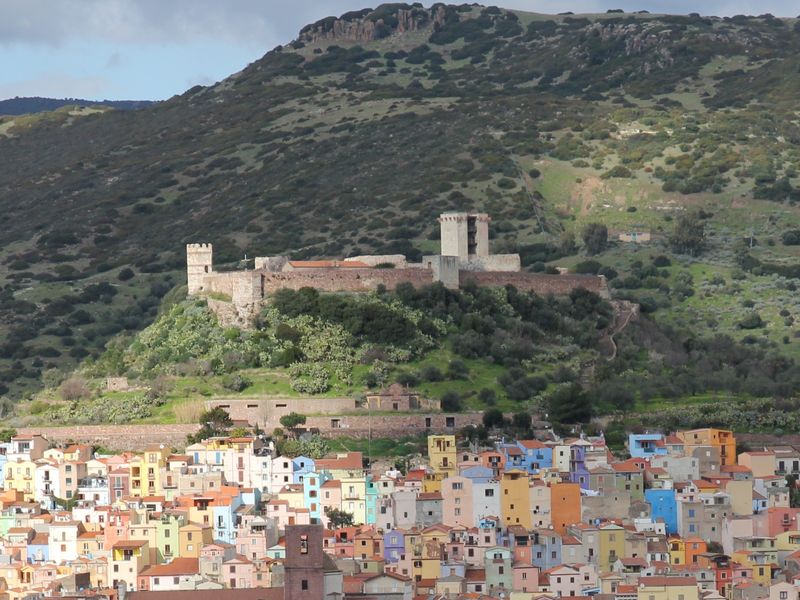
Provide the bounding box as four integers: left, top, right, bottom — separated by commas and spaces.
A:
28, 534, 49, 563
302, 470, 331, 524
645, 489, 678, 534
496, 440, 554, 474
383, 529, 405, 563
629, 433, 668, 458
518, 440, 553, 471
292, 456, 316, 484
531, 529, 562, 570
366, 475, 378, 525
461, 466, 494, 483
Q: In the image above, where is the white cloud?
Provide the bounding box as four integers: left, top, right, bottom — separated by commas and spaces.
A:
0, 1, 796, 51
0, 73, 113, 99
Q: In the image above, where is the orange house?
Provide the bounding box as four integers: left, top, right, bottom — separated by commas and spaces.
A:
685, 537, 707, 565
677, 428, 736, 466
550, 482, 581, 534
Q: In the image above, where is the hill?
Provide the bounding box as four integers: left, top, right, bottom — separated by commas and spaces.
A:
0, 97, 154, 116
2, 4, 800, 410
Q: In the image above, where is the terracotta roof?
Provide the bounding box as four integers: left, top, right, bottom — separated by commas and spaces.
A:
417, 492, 442, 501
519, 440, 547, 449
129, 590, 282, 600
288, 260, 370, 269
113, 540, 148, 548
140, 558, 199, 577
640, 576, 697, 586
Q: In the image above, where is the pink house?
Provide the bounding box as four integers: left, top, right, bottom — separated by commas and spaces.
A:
513, 564, 540, 594
441, 476, 474, 527
753, 507, 800, 536
264, 499, 310, 529
222, 554, 255, 588
103, 510, 132, 551
320, 480, 342, 528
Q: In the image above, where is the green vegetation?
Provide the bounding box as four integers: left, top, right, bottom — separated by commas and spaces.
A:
3, 5, 800, 437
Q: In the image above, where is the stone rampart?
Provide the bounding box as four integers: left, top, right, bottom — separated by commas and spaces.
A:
461, 272, 610, 298
259, 268, 434, 293
17, 425, 198, 452
309, 412, 484, 438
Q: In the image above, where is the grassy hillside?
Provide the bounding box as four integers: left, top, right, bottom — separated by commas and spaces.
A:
2, 4, 800, 405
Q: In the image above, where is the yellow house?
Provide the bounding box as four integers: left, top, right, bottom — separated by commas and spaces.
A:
130, 445, 169, 497
111, 539, 150, 591
775, 530, 800, 554
725, 479, 755, 517
4, 460, 37, 501
410, 526, 445, 581
428, 435, 457, 478
598, 523, 626, 573
276, 484, 306, 510
732, 547, 776, 584
178, 523, 213, 558
677, 429, 736, 466
738, 452, 776, 478
501, 470, 531, 529
340, 474, 368, 525
637, 576, 700, 600
422, 472, 444, 494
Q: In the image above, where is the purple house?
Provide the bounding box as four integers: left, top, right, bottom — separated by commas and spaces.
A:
569, 445, 590, 489
384, 529, 405, 563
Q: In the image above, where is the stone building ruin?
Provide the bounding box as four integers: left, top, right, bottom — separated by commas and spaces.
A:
187, 212, 608, 326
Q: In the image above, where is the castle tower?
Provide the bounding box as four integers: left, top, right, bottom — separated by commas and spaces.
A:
186, 243, 213, 295
284, 524, 325, 599
439, 212, 490, 260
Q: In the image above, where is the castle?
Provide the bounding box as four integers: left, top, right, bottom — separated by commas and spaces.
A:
187, 212, 608, 325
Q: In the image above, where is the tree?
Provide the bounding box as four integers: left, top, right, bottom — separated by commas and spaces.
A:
188, 406, 233, 443
669, 211, 706, 256
512, 412, 532, 430
325, 507, 355, 529
483, 408, 505, 429
280, 412, 307, 438
581, 223, 608, 255
441, 391, 462, 412
547, 383, 592, 425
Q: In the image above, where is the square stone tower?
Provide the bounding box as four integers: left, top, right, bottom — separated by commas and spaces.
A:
284, 524, 325, 599
186, 243, 213, 295
439, 212, 489, 260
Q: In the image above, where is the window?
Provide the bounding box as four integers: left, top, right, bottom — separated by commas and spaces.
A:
485, 489, 494, 497
300, 535, 308, 554
780, 592, 788, 600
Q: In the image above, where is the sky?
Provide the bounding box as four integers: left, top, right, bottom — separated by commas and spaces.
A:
0, 0, 797, 102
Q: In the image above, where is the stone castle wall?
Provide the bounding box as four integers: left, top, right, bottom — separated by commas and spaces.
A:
17, 412, 484, 451
258, 267, 434, 293
461, 272, 610, 298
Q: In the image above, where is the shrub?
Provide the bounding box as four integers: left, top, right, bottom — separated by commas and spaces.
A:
476, 388, 496, 406
482, 408, 505, 428
221, 374, 251, 393
738, 313, 765, 330
441, 391, 462, 412
447, 359, 470, 380
60, 377, 90, 402
420, 365, 444, 382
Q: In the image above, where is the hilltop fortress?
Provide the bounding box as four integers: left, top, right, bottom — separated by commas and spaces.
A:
188, 212, 609, 326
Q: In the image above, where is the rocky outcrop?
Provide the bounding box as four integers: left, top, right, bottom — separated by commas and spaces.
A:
298, 5, 448, 45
